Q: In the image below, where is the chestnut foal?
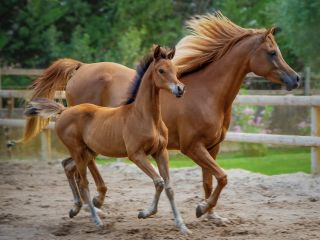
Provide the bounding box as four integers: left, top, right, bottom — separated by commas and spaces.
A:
24, 46, 189, 233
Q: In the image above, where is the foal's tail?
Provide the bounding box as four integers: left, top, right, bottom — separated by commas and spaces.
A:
20, 58, 82, 143
24, 98, 65, 119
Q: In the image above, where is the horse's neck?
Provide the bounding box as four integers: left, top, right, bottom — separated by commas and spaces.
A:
200, 37, 255, 110
133, 69, 161, 125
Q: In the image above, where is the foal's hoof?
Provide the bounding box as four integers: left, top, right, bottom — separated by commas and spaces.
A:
180, 224, 192, 235
196, 203, 207, 218
138, 211, 147, 219
138, 209, 157, 219
93, 217, 104, 228
92, 197, 103, 209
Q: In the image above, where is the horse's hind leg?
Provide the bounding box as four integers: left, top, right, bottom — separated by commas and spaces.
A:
153, 149, 190, 234
128, 152, 164, 219
61, 157, 82, 218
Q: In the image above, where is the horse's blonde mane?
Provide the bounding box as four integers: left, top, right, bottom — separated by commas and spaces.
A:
173, 12, 266, 75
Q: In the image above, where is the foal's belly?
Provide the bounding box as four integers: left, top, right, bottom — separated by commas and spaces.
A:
82, 116, 128, 158
85, 136, 128, 158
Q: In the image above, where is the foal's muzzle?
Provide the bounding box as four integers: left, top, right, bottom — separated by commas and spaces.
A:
170, 83, 185, 98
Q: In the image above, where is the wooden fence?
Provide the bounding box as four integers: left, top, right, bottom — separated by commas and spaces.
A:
1, 92, 320, 174
0, 68, 320, 174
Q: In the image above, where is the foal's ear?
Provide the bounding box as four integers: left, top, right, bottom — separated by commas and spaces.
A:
153, 45, 161, 60
167, 47, 176, 60
271, 26, 281, 36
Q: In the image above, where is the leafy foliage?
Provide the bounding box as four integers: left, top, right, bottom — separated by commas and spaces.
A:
0, 0, 318, 78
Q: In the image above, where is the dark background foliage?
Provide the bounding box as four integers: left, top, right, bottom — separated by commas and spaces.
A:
1, 0, 319, 76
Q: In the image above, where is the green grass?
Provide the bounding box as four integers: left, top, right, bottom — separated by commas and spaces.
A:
96, 147, 310, 176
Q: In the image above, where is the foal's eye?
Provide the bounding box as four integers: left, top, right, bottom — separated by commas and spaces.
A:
269, 50, 277, 57
159, 69, 165, 74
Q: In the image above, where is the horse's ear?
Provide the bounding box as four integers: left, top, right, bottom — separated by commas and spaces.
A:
167, 47, 175, 60
153, 45, 161, 60
265, 27, 281, 39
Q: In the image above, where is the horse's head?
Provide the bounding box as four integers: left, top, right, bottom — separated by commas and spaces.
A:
249, 27, 300, 91
152, 45, 185, 97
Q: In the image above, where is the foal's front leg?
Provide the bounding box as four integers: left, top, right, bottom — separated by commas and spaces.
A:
128, 151, 164, 219
153, 149, 190, 234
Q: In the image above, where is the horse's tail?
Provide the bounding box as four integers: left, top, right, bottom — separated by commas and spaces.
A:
19, 58, 82, 143
24, 98, 65, 119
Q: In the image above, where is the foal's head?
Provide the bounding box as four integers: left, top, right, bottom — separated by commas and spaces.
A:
249, 27, 300, 91
152, 45, 185, 97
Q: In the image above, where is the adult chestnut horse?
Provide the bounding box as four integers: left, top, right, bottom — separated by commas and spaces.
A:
24, 46, 190, 233
22, 12, 299, 222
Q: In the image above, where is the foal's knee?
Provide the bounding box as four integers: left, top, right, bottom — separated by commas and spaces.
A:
154, 178, 165, 192
217, 175, 228, 187
97, 186, 107, 195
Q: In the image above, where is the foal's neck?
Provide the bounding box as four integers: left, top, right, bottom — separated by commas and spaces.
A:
133, 67, 161, 125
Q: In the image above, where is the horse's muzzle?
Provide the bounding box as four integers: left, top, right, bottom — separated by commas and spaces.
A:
282, 73, 300, 91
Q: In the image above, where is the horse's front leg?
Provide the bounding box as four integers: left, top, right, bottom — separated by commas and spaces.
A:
182, 144, 228, 219
201, 145, 230, 225
153, 149, 190, 235
128, 151, 164, 219
202, 168, 230, 225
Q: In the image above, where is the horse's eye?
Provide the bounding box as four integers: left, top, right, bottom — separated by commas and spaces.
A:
269, 50, 277, 57
159, 69, 165, 74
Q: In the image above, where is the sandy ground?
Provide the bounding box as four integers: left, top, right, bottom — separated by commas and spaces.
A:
0, 160, 319, 240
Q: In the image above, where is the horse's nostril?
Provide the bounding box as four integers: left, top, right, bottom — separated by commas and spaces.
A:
296, 75, 300, 82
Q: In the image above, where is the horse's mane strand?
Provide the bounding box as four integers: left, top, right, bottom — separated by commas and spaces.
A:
125, 53, 154, 105
173, 11, 266, 76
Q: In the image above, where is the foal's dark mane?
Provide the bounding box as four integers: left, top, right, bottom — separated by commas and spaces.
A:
125, 54, 154, 105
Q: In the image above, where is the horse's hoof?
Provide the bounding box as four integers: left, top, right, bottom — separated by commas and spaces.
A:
196, 203, 206, 218
92, 197, 102, 209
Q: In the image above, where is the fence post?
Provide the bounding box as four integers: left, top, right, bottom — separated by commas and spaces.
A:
304, 67, 311, 95
40, 129, 51, 161
311, 106, 320, 175
0, 68, 2, 108
5, 95, 14, 158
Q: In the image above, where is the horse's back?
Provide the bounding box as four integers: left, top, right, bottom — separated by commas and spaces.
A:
66, 62, 135, 107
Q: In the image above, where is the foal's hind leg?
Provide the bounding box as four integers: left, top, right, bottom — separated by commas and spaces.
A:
88, 160, 107, 208
128, 151, 164, 219
153, 149, 190, 234
62, 157, 107, 209
61, 157, 82, 218
71, 150, 103, 226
